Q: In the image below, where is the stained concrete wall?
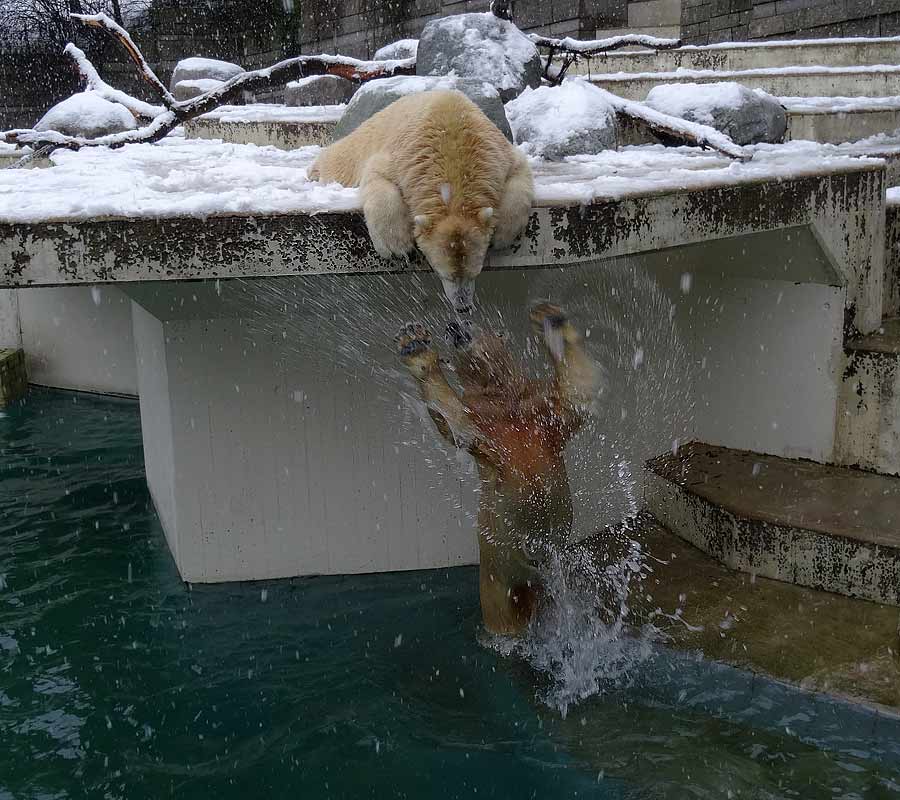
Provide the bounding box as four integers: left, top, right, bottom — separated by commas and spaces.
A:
17, 287, 138, 396
0, 290, 21, 350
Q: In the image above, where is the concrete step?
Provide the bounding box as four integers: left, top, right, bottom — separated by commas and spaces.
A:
571, 36, 900, 75
590, 65, 900, 101
644, 442, 900, 605
837, 319, 900, 477
782, 97, 900, 145
182, 104, 340, 149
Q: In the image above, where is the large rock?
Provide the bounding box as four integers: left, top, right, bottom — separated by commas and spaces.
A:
285, 75, 356, 107
373, 38, 418, 60
505, 79, 618, 160
644, 82, 787, 146
169, 57, 244, 90
34, 92, 136, 137
333, 75, 513, 141
173, 78, 224, 102
416, 12, 542, 102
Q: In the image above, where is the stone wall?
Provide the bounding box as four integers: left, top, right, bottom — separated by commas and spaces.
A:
682, 0, 900, 45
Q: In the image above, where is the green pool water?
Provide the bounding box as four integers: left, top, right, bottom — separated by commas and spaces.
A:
2, 389, 899, 799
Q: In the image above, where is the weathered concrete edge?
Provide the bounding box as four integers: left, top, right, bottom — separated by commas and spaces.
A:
0, 167, 885, 332
183, 117, 336, 149
885, 201, 900, 319
643, 467, 900, 606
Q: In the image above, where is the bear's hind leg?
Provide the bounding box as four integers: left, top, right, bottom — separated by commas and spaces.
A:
360, 155, 414, 258
478, 533, 541, 637
491, 152, 534, 250
530, 303, 604, 431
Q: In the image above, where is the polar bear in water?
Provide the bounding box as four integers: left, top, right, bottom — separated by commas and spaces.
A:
310, 90, 534, 313
396, 304, 602, 635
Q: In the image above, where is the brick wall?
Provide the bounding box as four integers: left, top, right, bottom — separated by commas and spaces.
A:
682, 0, 900, 44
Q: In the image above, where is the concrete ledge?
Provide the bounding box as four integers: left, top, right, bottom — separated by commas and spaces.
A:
0, 165, 886, 333
886, 197, 900, 317
183, 116, 336, 149
573, 36, 900, 75
645, 442, 900, 605
785, 105, 900, 145
0, 348, 27, 407
591, 66, 900, 101
837, 319, 900, 476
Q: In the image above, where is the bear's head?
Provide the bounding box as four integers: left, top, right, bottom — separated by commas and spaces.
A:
414, 207, 494, 314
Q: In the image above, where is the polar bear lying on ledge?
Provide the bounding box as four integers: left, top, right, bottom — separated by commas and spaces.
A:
309, 90, 534, 313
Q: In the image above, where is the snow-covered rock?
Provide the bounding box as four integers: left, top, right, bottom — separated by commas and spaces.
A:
416, 12, 541, 102
285, 75, 356, 107
34, 92, 136, 137
374, 38, 418, 61
506, 80, 618, 160
170, 56, 244, 90
644, 82, 787, 146
173, 78, 225, 102
333, 75, 512, 140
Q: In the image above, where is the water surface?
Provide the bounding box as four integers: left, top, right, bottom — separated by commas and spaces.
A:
1, 390, 898, 799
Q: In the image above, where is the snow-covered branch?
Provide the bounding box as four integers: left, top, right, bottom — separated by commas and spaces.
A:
3, 12, 416, 153
593, 86, 750, 161
71, 12, 176, 105
64, 43, 164, 119
529, 32, 682, 84
528, 33, 682, 55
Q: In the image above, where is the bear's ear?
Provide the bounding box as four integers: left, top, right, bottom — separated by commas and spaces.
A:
413, 214, 429, 233
478, 207, 494, 225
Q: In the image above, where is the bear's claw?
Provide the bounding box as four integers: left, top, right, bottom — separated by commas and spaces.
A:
446, 320, 474, 350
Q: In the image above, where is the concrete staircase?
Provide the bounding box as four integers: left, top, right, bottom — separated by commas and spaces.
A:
645, 442, 900, 606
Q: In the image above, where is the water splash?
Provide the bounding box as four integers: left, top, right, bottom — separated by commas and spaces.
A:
230, 255, 694, 714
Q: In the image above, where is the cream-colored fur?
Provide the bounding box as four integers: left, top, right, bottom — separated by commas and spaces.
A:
310, 90, 534, 311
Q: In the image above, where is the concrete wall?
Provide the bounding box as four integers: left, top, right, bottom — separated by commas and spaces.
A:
17, 287, 138, 396
0, 290, 21, 349
683, 0, 900, 46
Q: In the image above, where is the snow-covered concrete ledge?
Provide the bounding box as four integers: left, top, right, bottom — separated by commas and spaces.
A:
0, 138, 886, 333
590, 65, 900, 102
572, 35, 900, 75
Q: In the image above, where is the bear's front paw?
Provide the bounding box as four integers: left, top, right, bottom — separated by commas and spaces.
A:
395, 322, 439, 375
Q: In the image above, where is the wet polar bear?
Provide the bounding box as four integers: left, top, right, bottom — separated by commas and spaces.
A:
396, 304, 602, 636
310, 90, 534, 312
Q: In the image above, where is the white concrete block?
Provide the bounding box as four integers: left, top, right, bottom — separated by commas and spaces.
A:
18, 286, 137, 395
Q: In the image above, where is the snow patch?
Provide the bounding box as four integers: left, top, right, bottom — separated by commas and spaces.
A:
506, 79, 617, 159
199, 103, 345, 123
35, 92, 136, 137
373, 39, 418, 61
